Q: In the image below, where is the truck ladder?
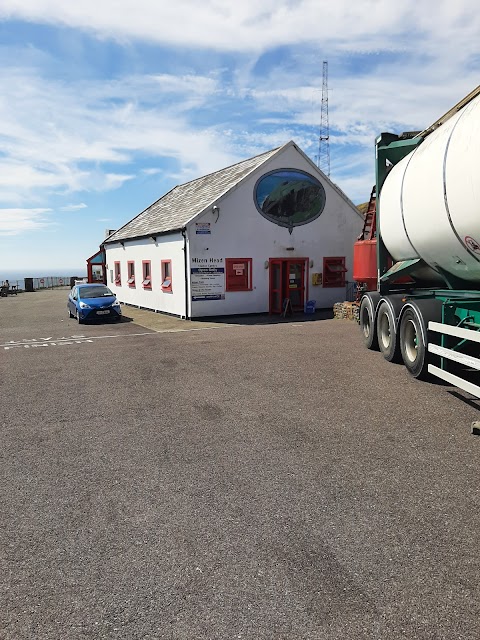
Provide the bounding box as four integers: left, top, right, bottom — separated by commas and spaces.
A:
359, 185, 376, 241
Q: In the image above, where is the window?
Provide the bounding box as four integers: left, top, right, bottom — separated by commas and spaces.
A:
79, 285, 114, 298
114, 261, 121, 286
161, 260, 172, 292
323, 257, 347, 288
142, 261, 152, 289
226, 258, 252, 292
127, 261, 135, 287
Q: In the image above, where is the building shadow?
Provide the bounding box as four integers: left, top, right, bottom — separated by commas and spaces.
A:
193, 309, 334, 326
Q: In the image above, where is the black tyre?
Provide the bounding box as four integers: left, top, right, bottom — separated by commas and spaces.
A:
399, 307, 428, 378
359, 295, 379, 350
76, 310, 84, 324
68, 307, 74, 319
376, 301, 401, 362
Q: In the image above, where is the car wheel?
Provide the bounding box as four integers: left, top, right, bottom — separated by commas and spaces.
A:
68, 307, 74, 319
76, 310, 84, 324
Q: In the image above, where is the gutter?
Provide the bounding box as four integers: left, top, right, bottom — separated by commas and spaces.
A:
182, 227, 190, 320
104, 227, 183, 246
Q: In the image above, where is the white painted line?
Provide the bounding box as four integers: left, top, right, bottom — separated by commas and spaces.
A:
1, 326, 235, 350
0, 331, 155, 348
153, 326, 232, 334
3, 340, 94, 350
80, 326, 232, 339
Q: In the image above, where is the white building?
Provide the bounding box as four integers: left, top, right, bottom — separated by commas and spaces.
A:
104, 141, 363, 319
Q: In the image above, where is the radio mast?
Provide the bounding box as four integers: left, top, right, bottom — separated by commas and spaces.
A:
318, 60, 330, 177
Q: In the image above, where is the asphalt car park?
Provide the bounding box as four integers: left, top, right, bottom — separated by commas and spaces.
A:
1, 290, 480, 639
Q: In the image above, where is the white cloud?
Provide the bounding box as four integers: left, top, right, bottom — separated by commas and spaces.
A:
1, 0, 479, 58
0, 67, 238, 205
142, 168, 162, 176
0, 207, 52, 235
60, 203, 87, 211
0, 0, 479, 209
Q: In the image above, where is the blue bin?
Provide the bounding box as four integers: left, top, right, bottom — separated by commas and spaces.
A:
305, 300, 316, 314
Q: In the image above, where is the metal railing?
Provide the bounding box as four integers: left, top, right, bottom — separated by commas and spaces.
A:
29, 276, 72, 289
1, 276, 82, 293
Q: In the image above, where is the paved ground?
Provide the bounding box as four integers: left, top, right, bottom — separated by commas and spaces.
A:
1, 291, 480, 639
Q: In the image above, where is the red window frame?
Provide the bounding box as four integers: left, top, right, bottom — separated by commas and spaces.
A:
323, 257, 347, 288
127, 261, 135, 287
225, 258, 252, 292
161, 260, 172, 292
114, 261, 121, 286
142, 260, 152, 289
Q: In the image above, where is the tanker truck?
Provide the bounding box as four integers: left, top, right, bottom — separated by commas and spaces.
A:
354, 85, 480, 398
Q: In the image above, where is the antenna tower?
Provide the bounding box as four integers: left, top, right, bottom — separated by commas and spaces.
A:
318, 60, 330, 177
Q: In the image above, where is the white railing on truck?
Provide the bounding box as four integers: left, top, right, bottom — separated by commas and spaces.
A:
428, 321, 480, 398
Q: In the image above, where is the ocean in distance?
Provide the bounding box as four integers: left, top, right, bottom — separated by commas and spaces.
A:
1, 269, 87, 289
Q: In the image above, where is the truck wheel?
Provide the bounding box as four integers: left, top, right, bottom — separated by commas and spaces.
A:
399, 307, 427, 378
359, 295, 379, 350
376, 301, 401, 362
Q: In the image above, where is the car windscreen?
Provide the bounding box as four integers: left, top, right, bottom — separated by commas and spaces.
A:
80, 286, 114, 298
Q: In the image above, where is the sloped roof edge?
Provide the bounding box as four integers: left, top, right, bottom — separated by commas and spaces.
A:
104, 145, 283, 244
182, 141, 292, 229
288, 142, 364, 220
103, 183, 180, 244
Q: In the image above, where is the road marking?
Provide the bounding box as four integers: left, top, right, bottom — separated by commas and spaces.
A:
1, 331, 154, 349
1, 326, 235, 350
3, 339, 94, 350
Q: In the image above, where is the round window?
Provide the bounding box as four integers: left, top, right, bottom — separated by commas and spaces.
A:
254, 169, 326, 230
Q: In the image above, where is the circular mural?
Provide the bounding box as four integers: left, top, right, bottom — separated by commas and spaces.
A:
254, 169, 326, 231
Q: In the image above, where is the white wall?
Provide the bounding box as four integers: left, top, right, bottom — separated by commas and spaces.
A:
105, 233, 186, 317
187, 144, 363, 318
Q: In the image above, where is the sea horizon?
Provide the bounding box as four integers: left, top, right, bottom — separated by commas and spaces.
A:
1, 269, 87, 287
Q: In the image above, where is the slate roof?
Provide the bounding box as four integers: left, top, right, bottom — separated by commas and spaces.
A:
105, 146, 282, 243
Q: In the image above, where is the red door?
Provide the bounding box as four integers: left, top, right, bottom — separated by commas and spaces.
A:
269, 259, 283, 314
269, 258, 308, 313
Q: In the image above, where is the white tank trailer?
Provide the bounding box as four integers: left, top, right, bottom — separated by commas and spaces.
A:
357, 85, 480, 397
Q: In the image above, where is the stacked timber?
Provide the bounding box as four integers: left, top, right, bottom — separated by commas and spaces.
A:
333, 301, 360, 322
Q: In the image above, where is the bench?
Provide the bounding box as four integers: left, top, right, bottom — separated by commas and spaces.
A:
0, 285, 18, 297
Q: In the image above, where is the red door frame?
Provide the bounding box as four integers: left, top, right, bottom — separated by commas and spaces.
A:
269, 257, 309, 314
86, 249, 106, 284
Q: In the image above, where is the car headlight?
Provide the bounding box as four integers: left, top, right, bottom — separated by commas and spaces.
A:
79, 301, 91, 309
112, 300, 121, 308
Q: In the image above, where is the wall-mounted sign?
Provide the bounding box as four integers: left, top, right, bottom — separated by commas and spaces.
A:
254, 169, 326, 233
196, 222, 211, 235
191, 257, 225, 301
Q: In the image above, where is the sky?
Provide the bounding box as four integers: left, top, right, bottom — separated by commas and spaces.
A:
0, 0, 479, 273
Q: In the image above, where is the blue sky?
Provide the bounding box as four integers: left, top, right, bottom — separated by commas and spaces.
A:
0, 0, 479, 272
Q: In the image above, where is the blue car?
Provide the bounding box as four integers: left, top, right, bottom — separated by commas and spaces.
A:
67, 283, 122, 323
